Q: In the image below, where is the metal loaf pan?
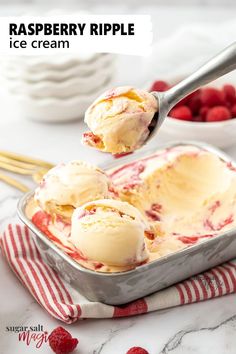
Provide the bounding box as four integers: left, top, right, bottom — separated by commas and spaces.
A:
17, 141, 236, 305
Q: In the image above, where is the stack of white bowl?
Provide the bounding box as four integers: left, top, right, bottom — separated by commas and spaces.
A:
0, 53, 115, 122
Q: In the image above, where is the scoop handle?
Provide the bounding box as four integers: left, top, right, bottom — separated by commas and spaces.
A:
162, 42, 236, 110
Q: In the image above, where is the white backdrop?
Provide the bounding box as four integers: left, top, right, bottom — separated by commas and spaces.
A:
0, 0, 236, 7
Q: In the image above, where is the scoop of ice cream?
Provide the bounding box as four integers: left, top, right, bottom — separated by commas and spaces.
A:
35, 161, 109, 219
69, 199, 149, 267
82, 86, 158, 154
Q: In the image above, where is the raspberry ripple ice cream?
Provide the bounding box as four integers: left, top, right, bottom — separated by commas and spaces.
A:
69, 199, 149, 270
30, 145, 236, 272
82, 86, 158, 154
109, 145, 236, 260
35, 160, 110, 220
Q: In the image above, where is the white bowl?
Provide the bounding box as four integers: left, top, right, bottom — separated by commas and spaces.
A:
1, 54, 115, 82
161, 117, 236, 149
147, 74, 236, 149
5, 65, 115, 98
0, 52, 101, 72
10, 78, 114, 122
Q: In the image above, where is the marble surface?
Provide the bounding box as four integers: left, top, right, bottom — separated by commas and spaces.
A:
1, 4, 236, 354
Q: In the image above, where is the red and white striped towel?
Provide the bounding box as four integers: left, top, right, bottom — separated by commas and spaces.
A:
1, 223, 236, 324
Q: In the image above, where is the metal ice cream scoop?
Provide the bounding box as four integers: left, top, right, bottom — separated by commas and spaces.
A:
147, 42, 236, 143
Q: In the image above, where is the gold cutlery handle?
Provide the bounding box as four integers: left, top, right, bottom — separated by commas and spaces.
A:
0, 150, 54, 169
0, 172, 30, 192
0, 160, 35, 175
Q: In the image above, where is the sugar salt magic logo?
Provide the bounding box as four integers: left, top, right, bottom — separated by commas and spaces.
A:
1, 15, 152, 55
6, 325, 49, 349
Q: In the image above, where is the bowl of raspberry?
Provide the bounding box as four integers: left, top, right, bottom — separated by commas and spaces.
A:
149, 79, 236, 148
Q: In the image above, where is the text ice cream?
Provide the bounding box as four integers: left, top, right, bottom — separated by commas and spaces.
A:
35, 160, 109, 219
70, 199, 149, 269
82, 86, 158, 154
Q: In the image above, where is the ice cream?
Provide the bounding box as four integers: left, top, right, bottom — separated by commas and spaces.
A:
69, 199, 149, 268
82, 86, 158, 154
31, 145, 236, 273
35, 160, 110, 219
109, 145, 236, 259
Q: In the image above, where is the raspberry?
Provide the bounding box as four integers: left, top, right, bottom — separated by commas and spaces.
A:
150, 80, 169, 92
188, 95, 201, 115
200, 87, 225, 107
174, 89, 200, 107
206, 106, 231, 122
48, 327, 79, 354
200, 106, 209, 121
126, 347, 149, 354
187, 89, 200, 101
223, 84, 236, 105
169, 106, 193, 121
174, 96, 188, 107
231, 104, 236, 117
